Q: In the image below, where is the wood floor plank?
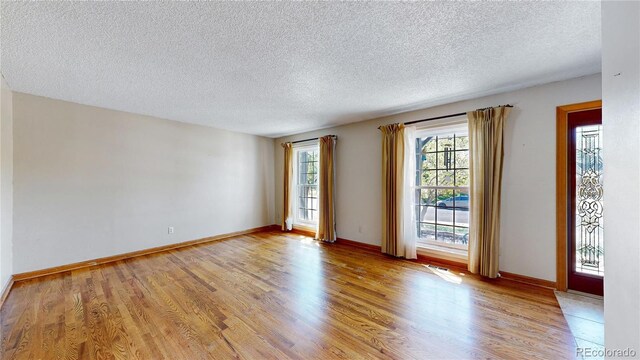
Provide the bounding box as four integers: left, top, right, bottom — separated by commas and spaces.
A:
1, 230, 577, 359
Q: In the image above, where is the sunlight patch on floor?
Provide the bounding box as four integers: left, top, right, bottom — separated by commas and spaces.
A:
425, 264, 463, 284
299, 237, 320, 246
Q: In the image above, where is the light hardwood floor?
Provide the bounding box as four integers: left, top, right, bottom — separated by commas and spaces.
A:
1, 231, 576, 359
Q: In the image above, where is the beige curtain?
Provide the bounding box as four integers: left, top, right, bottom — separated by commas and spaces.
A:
316, 136, 337, 242
380, 123, 416, 259
282, 142, 294, 231
467, 106, 512, 278
381, 124, 404, 256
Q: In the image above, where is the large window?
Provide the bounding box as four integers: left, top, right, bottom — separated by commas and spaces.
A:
294, 146, 319, 226
415, 125, 470, 250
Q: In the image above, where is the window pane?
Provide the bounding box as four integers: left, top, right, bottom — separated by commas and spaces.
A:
298, 171, 305, 184
420, 223, 436, 241
423, 153, 437, 170
454, 150, 469, 169
436, 149, 455, 171
437, 170, 454, 186
437, 135, 454, 151
436, 225, 454, 243
417, 205, 425, 223
298, 197, 315, 211
298, 208, 317, 221
422, 137, 437, 153
454, 227, 469, 245
455, 136, 469, 150
420, 188, 437, 206
453, 190, 469, 210
307, 173, 318, 185
296, 148, 319, 224
454, 207, 469, 226
422, 170, 437, 186
420, 205, 436, 223
299, 208, 311, 220
455, 169, 469, 187
574, 125, 604, 276
436, 152, 446, 170
436, 206, 452, 227
415, 130, 469, 249
436, 189, 454, 206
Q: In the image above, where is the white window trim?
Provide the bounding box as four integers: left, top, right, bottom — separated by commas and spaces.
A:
415, 120, 470, 253
419, 238, 469, 251
417, 245, 468, 264
292, 143, 320, 228
415, 119, 467, 137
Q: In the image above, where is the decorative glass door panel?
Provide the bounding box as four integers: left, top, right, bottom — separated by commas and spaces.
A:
568, 109, 603, 295
575, 125, 604, 275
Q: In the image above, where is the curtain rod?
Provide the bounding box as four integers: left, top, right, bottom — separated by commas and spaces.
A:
377, 104, 513, 129
290, 134, 337, 144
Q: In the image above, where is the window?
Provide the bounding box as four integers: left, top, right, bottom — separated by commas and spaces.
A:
294, 146, 319, 226
415, 124, 470, 250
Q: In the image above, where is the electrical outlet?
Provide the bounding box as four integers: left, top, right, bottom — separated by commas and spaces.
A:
168, 226, 174, 234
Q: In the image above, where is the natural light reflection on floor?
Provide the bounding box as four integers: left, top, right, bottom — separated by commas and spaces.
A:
291, 236, 325, 327
299, 236, 320, 246
425, 264, 463, 284
404, 263, 473, 347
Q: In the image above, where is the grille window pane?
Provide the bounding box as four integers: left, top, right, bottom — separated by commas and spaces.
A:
454, 150, 469, 169
422, 170, 437, 186
437, 170, 454, 187
296, 148, 319, 224
437, 135, 454, 152
455, 170, 469, 187
424, 153, 437, 170
423, 137, 437, 153
415, 130, 470, 249
455, 136, 469, 150
421, 188, 437, 206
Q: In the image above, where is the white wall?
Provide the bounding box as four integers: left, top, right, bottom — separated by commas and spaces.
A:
602, 1, 640, 356
274, 74, 602, 281
0, 76, 14, 290
12, 93, 275, 273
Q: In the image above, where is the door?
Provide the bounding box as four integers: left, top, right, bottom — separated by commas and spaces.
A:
567, 108, 603, 295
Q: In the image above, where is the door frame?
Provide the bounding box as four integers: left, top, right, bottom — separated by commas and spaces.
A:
556, 100, 602, 291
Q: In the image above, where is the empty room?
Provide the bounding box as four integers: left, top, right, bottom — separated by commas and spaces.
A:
0, 1, 638, 359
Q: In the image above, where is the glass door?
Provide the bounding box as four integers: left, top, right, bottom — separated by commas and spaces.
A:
567, 108, 603, 296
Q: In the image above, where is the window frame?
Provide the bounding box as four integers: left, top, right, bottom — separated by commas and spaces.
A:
415, 121, 470, 252
292, 143, 320, 227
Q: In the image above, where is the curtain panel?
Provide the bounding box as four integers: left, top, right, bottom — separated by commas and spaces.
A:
316, 136, 337, 242
282, 142, 294, 231
380, 124, 417, 259
467, 106, 512, 278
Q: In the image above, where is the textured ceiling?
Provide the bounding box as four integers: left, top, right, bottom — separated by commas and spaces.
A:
1, 2, 600, 137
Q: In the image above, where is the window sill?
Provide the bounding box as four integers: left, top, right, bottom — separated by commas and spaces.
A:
417, 243, 468, 264
292, 224, 316, 236
293, 223, 316, 230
